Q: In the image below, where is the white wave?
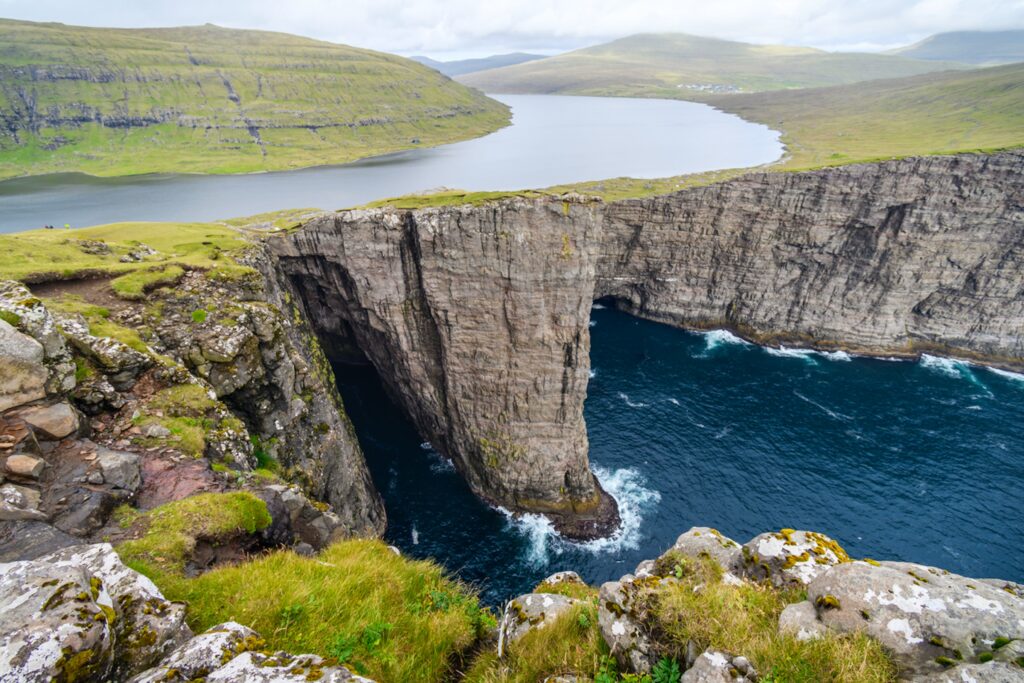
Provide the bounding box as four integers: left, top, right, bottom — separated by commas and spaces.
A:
818, 350, 852, 362
667, 397, 681, 406
591, 303, 607, 310
618, 392, 648, 408
696, 329, 753, 352
765, 345, 818, 362
920, 354, 970, 378
419, 441, 433, 450
420, 441, 455, 472
987, 367, 1024, 383
794, 390, 852, 421
411, 525, 419, 545
589, 320, 597, 327
589, 369, 597, 379
499, 465, 661, 563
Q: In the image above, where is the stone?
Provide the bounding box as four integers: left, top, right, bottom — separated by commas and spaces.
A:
4, 453, 46, 478
0, 282, 76, 396
682, 650, 757, 682
41, 543, 192, 677
597, 577, 657, 674
0, 482, 46, 520
806, 560, 1024, 678
0, 519, 78, 561
129, 622, 373, 683
778, 600, 828, 641
95, 446, 141, 491
0, 319, 47, 411
540, 570, 585, 587
141, 422, 171, 438
923, 661, 1024, 682
741, 529, 850, 587
0, 553, 116, 681
57, 313, 153, 389
500, 592, 579, 645
662, 526, 743, 573
12, 401, 79, 439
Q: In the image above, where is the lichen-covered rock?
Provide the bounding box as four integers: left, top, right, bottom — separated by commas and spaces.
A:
129, 622, 373, 683
925, 661, 1024, 682
778, 600, 828, 641
682, 650, 757, 682
37, 543, 191, 677
0, 281, 76, 397
0, 520, 78, 561
0, 553, 116, 681
0, 481, 45, 520
93, 446, 141, 491
500, 592, 580, 645
742, 529, 850, 587
56, 313, 153, 389
257, 484, 348, 550
597, 576, 658, 674
806, 560, 1024, 678
0, 319, 48, 412
540, 570, 585, 588
663, 527, 743, 573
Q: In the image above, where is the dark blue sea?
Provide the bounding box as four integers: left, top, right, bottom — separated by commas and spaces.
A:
334, 305, 1024, 605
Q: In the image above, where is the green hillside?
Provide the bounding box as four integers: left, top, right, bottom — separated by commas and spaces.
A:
458, 33, 967, 98
709, 62, 1024, 169
889, 30, 1024, 65
0, 18, 510, 179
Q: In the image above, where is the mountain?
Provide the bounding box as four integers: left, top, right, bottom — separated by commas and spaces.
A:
888, 30, 1024, 65
410, 52, 546, 76
0, 18, 510, 179
458, 32, 969, 98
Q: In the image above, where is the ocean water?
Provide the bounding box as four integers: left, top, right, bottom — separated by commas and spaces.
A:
334, 306, 1024, 604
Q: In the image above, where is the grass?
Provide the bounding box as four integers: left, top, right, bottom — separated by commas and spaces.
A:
43, 294, 150, 352
117, 491, 272, 576
460, 33, 966, 97
359, 189, 552, 210
0, 19, 510, 180
133, 384, 244, 459
643, 557, 897, 683
111, 265, 185, 300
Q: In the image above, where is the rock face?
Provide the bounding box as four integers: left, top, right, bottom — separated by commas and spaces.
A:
272, 151, 1024, 536
271, 199, 618, 538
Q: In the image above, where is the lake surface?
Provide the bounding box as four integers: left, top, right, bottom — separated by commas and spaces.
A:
0, 94, 781, 232
335, 306, 1024, 605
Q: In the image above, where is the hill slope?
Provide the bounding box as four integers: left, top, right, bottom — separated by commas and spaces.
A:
411, 52, 546, 76
889, 30, 1024, 65
459, 33, 968, 97
0, 19, 510, 179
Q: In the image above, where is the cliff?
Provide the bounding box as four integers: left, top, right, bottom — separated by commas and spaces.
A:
271, 150, 1024, 535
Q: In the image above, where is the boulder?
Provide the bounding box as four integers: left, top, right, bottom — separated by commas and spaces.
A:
37, 543, 192, 677
539, 570, 586, 588
94, 446, 141, 491
0, 282, 76, 394
11, 401, 80, 439
4, 453, 46, 478
806, 560, 1024, 677
925, 661, 1024, 682
129, 622, 373, 683
742, 529, 850, 587
57, 314, 153, 389
0, 519, 78, 561
682, 650, 757, 682
662, 527, 743, 574
500, 592, 580, 645
0, 552, 116, 681
597, 576, 658, 674
0, 319, 47, 411
0, 482, 45, 521
778, 600, 828, 641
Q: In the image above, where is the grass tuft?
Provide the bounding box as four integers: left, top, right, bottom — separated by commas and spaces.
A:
111, 265, 185, 300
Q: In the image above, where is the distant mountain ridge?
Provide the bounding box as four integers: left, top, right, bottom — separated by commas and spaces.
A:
888, 29, 1024, 65
458, 32, 969, 98
0, 18, 510, 179
411, 52, 546, 77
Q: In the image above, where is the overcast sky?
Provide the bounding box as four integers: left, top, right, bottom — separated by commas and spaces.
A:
1, 0, 1022, 59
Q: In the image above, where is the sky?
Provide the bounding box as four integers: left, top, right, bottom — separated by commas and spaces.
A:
1, 0, 1022, 59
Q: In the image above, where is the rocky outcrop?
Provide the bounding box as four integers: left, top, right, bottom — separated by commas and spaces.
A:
273, 151, 1023, 538
271, 199, 618, 539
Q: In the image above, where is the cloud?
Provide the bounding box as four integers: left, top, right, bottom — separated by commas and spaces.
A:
1, 0, 1022, 56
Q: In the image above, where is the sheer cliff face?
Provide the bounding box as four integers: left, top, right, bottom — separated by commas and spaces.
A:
271, 151, 1023, 535
597, 152, 1024, 363
270, 200, 619, 538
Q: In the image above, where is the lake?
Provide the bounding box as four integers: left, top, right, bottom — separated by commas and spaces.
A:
335, 306, 1024, 605
0, 94, 781, 232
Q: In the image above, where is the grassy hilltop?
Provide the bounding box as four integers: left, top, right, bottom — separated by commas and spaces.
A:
458, 33, 966, 98
888, 29, 1024, 65
0, 18, 510, 179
